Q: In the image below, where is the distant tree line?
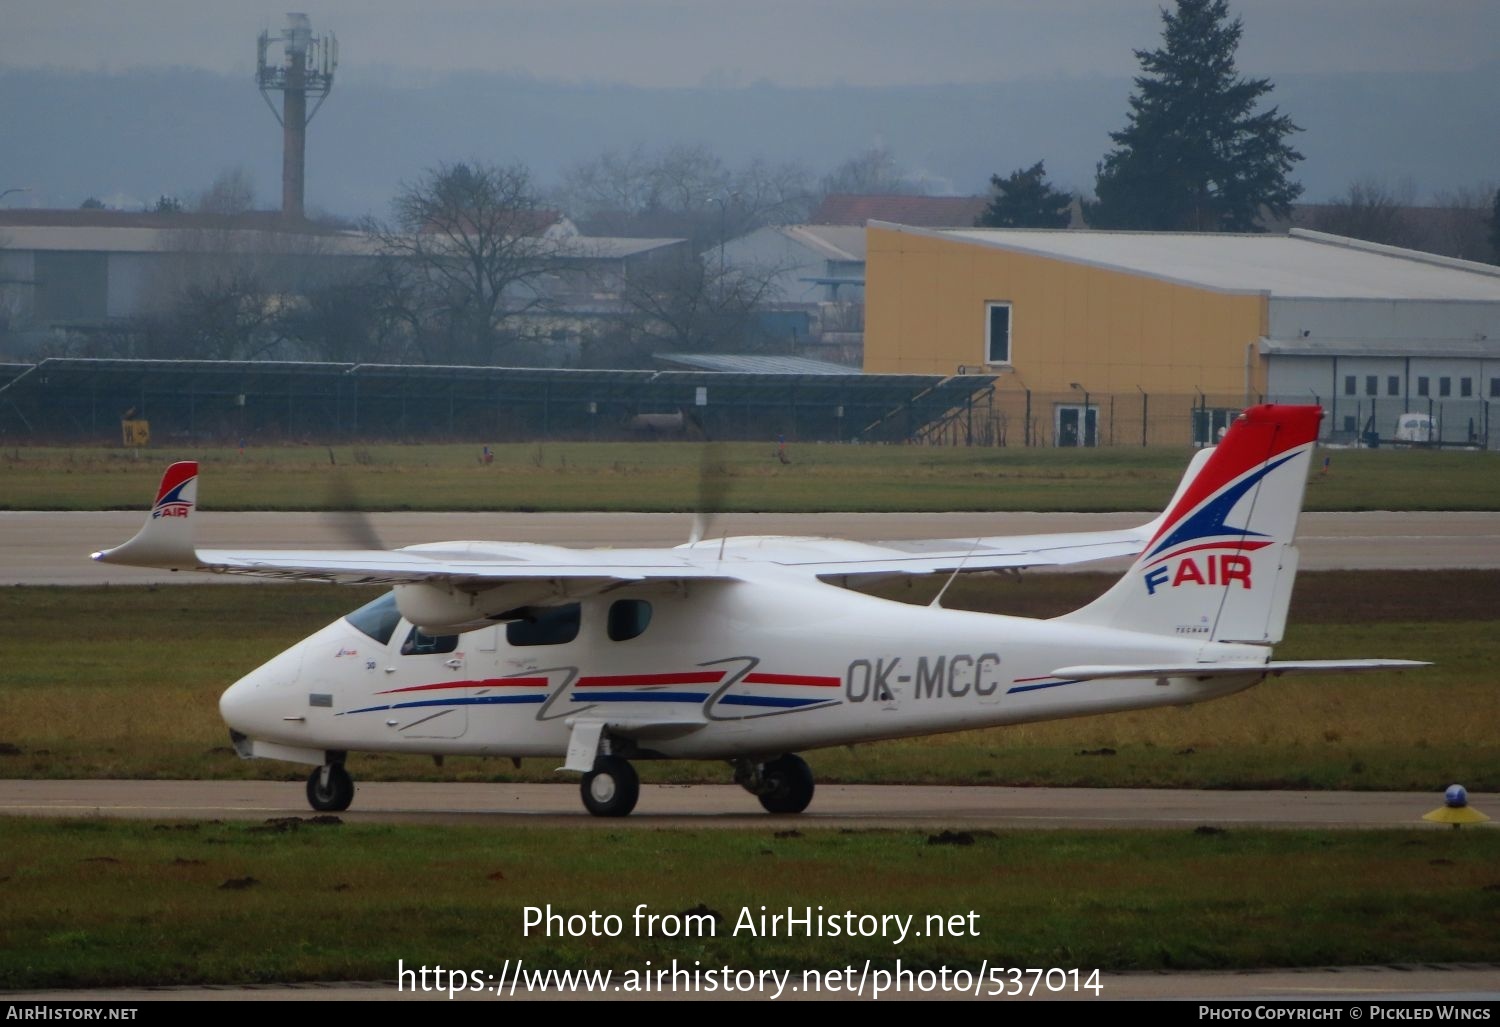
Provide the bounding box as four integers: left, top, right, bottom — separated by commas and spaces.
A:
23, 0, 1499, 371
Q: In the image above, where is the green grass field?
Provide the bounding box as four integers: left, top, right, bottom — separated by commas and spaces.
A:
1, 572, 1492, 790
3, 441, 1498, 511
1, 819, 1496, 988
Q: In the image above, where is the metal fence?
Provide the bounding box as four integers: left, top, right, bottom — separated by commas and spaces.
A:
917, 386, 1496, 450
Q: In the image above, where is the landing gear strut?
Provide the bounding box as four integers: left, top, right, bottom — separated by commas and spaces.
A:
306, 763, 354, 812
581, 754, 640, 817
736, 754, 815, 814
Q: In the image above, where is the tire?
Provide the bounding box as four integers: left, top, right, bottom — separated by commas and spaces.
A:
580, 755, 640, 817
757, 754, 814, 814
306, 764, 354, 812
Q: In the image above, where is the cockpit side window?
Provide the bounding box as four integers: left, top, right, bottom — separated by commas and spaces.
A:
607, 599, 652, 642
400, 627, 459, 656
346, 591, 402, 645
505, 604, 581, 647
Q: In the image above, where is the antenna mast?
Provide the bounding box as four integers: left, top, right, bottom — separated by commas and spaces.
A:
257, 13, 338, 221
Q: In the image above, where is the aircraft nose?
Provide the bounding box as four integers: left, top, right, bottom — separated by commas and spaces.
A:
218, 674, 261, 733
219, 644, 305, 734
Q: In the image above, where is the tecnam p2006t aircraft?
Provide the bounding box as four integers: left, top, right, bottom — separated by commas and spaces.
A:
94, 405, 1422, 817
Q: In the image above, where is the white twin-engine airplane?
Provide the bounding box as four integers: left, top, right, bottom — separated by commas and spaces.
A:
94, 404, 1422, 817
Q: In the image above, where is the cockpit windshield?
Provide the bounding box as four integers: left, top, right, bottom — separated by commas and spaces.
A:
346, 591, 402, 645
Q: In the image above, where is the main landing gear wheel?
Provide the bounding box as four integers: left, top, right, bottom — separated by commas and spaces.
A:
306, 764, 354, 812
581, 755, 640, 817
757, 754, 815, 815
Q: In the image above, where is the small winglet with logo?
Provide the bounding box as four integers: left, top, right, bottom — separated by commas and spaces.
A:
91, 461, 201, 569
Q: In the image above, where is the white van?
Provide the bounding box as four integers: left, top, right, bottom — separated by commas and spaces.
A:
1392, 413, 1436, 445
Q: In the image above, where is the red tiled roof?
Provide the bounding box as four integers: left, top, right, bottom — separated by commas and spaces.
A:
810, 194, 991, 228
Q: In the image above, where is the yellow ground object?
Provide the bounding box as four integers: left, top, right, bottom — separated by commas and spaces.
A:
1423, 785, 1490, 828
1422, 805, 1491, 826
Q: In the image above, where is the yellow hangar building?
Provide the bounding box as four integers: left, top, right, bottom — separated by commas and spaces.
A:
864, 222, 1500, 447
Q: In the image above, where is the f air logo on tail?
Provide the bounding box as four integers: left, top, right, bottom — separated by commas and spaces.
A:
150, 464, 196, 519
1137, 449, 1299, 599
1143, 549, 1257, 596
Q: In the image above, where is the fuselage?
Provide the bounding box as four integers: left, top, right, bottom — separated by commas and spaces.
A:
220, 566, 1270, 764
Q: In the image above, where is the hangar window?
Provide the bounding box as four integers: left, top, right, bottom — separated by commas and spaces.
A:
401, 628, 458, 656
607, 599, 653, 642
1343, 375, 1355, 396
1417, 377, 1430, 397
985, 302, 1011, 365
1490, 378, 1499, 398
1387, 376, 1400, 396
1461, 377, 1473, 397
505, 604, 581, 647
1440, 377, 1452, 397
1364, 375, 1377, 396
346, 591, 402, 645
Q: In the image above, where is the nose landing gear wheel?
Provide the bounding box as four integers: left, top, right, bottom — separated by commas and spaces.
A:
581, 755, 640, 817
306, 764, 355, 812
757, 754, 814, 814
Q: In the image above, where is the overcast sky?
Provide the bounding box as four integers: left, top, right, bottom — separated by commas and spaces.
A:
3, 0, 1497, 88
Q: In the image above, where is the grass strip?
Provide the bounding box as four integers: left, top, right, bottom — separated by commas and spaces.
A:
1, 818, 1497, 988
3, 443, 1498, 511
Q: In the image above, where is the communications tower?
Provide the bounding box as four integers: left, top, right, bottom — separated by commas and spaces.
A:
256, 13, 338, 220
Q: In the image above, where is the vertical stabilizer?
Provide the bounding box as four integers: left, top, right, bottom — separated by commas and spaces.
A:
91, 461, 201, 568
1057, 405, 1322, 644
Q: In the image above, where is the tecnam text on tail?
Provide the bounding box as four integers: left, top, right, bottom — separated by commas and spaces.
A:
94, 405, 1424, 816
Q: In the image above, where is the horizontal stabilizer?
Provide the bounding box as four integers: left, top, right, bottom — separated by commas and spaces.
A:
1050, 660, 1430, 682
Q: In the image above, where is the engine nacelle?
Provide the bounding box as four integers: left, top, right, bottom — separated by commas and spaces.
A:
393, 581, 560, 634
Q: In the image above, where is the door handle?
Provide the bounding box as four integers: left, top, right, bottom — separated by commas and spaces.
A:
445, 659, 464, 669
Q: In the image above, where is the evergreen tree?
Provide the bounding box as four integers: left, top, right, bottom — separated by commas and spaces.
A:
1088, 0, 1302, 232
976, 161, 1073, 228
1490, 187, 1500, 264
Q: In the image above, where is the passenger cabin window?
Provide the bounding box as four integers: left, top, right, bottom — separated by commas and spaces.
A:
985, 302, 1011, 365
506, 604, 581, 647
401, 627, 458, 656
607, 599, 653, 642
346, 592, 402, 645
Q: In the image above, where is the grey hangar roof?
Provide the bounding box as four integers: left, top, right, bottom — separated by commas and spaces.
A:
880, 224, 1500, 302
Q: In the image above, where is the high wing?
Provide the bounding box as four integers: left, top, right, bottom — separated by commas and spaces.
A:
93, 448, 1214, 588
679, 445, 1214, 581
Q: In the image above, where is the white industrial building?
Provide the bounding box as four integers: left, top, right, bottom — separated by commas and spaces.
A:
1257, 232, 1500, 445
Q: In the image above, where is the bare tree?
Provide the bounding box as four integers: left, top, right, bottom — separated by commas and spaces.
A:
1428, 183, 1499, 263
195, 167, 257, 216
583, 250, 788, 367
818, 144, 927, 198
555, 144, 813, 248
369, 161, 578, 365
1307, 179, 1418, 248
